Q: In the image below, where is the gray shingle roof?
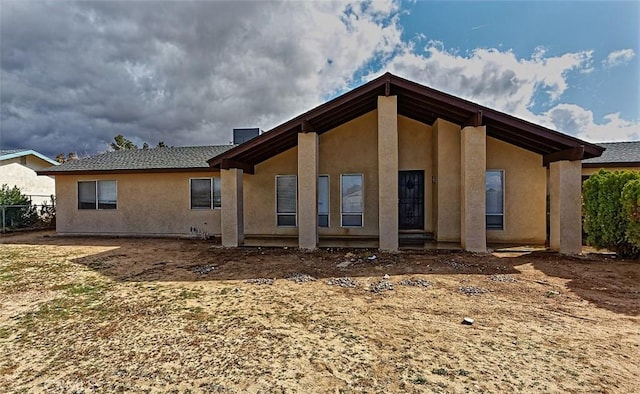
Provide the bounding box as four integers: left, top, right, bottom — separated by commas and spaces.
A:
39, 145, 234, 173
583, 142, 640, 165
0, 149, 24, 156
1, 149, 58, 165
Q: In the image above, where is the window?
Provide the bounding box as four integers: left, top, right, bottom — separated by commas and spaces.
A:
486, 170, 504, 230
276, 175, 297, 226
341, 174, 363, 227
190, 178, 221, 209
318, 175, 329, 227
78, 180, 117, 210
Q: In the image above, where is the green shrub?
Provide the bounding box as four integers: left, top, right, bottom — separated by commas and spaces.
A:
0, 184, 39, 229
622, 179, 640, 246
583, 170, 640, 257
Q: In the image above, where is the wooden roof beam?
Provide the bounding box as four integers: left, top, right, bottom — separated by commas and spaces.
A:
543, 145, 585, 166
220, 158, 255, 174
463, 110, 483, 127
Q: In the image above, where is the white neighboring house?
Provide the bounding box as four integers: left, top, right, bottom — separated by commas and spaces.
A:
0, 149, 58, 205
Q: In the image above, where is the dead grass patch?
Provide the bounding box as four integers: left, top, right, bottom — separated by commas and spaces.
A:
0, 232, 638, 392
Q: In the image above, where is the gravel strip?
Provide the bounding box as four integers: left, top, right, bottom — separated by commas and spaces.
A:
191, 264, 218, 274
244, 278, 275, 285
444, 259, 469, 270
285, 272, 317, 283
459, 286, 488, 295
398, 278, 431, 288
327, 277, 358, 288
489, 274, 516, 282
369, 280, 394, 293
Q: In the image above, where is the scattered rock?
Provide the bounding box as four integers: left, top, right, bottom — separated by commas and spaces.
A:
459, 286, 488, 296
327, 277, 358, 288
369, 280, 394, 293
344, 252, 357, 259
462, 317, 474, 325
336, 261, 352, 269
444, 258, 469, 270
191, 264, 218, 274
489, 274, 516, 283
285, 272, 316, 283
545, 290, 560, 297
383, 274, 390, 280
244, 278, 275, 285
398, 278, 431, 288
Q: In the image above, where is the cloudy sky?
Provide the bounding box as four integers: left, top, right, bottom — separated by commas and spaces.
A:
1, 0, 638, 158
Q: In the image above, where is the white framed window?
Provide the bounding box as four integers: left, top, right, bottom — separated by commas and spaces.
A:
78, 180, 117, 210
341, 173, 363, 227
486, 170, 504, 230
190, 178, 221, 209
276, 175, 297, 227
318, 175, 329, 227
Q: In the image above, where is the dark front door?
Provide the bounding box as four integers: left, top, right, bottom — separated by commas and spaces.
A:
399, 170, 425, 230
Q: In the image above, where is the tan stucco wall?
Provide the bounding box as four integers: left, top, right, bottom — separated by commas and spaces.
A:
398, 116, 433, 232
486, 137, 546, 244
55, 172, 221, 236
243, 111, 380, 237
582, 166, 640, 176
461, 126, 487, 252
550, 160, 582, 254
432, 119, 462, 241
0, 162, 55, 205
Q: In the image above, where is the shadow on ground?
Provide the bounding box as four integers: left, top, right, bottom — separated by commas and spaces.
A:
3, 231, 638, 316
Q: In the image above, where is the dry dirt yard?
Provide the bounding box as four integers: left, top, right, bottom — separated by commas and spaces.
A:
0, 232, 638, 393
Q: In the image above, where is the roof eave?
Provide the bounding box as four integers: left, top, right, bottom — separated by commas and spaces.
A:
37, 167, 219, 176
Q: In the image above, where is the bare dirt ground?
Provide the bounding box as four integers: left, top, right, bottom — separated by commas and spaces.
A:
0, 231, 638, 393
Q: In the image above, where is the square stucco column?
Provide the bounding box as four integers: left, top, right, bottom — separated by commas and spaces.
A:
378, 95, 399, 251
460, 126, 487, 252
549, 160, 582, 254
298, 132, 318, 250
221, 168, 244, 247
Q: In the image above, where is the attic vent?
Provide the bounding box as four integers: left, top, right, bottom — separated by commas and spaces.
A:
233, 128, 261, 144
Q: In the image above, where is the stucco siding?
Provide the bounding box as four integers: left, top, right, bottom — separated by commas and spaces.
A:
0, 162, 55, 205
55, 172, 221, 236
398, 115, 433, 232
486, 137, 546, 244
432, 119, 462, 241
243, 147, 299, 236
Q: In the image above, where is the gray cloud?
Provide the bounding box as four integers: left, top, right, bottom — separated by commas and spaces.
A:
1, 1, 404, 157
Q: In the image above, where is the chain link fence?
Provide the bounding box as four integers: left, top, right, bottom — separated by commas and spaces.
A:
1, 195, 55, 234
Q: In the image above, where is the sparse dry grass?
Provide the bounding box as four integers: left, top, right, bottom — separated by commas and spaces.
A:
0, 231, 638, 393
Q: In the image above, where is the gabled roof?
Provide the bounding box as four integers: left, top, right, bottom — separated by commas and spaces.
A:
582, 142, 640, 167
208, 72, 604, 173
38, 145, 233, 175
0, 149, 58, 166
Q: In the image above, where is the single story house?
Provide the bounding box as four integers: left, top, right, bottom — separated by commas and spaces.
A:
39, 73, 604, 254
1, 149, 57, 205
582, 141, 640, 178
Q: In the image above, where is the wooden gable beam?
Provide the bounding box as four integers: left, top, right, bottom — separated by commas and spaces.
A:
300, 119, 315, 133
543, 145, 585, 166
463, 110, 483, 127
220, 158, 255, 174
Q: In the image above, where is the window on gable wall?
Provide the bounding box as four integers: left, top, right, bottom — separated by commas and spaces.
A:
78, 180, 117, 210
318, 175, 329, 227
341, 174, 363, 227
276, 175, 297, 226
190, 178, 221, 209
486, 170, 504, 230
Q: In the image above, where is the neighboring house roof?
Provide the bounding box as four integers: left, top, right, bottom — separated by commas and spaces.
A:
38, 146, 233, 175
582, 141, 640, 167
208, 72, 604, 174
0, 149, 58, 166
